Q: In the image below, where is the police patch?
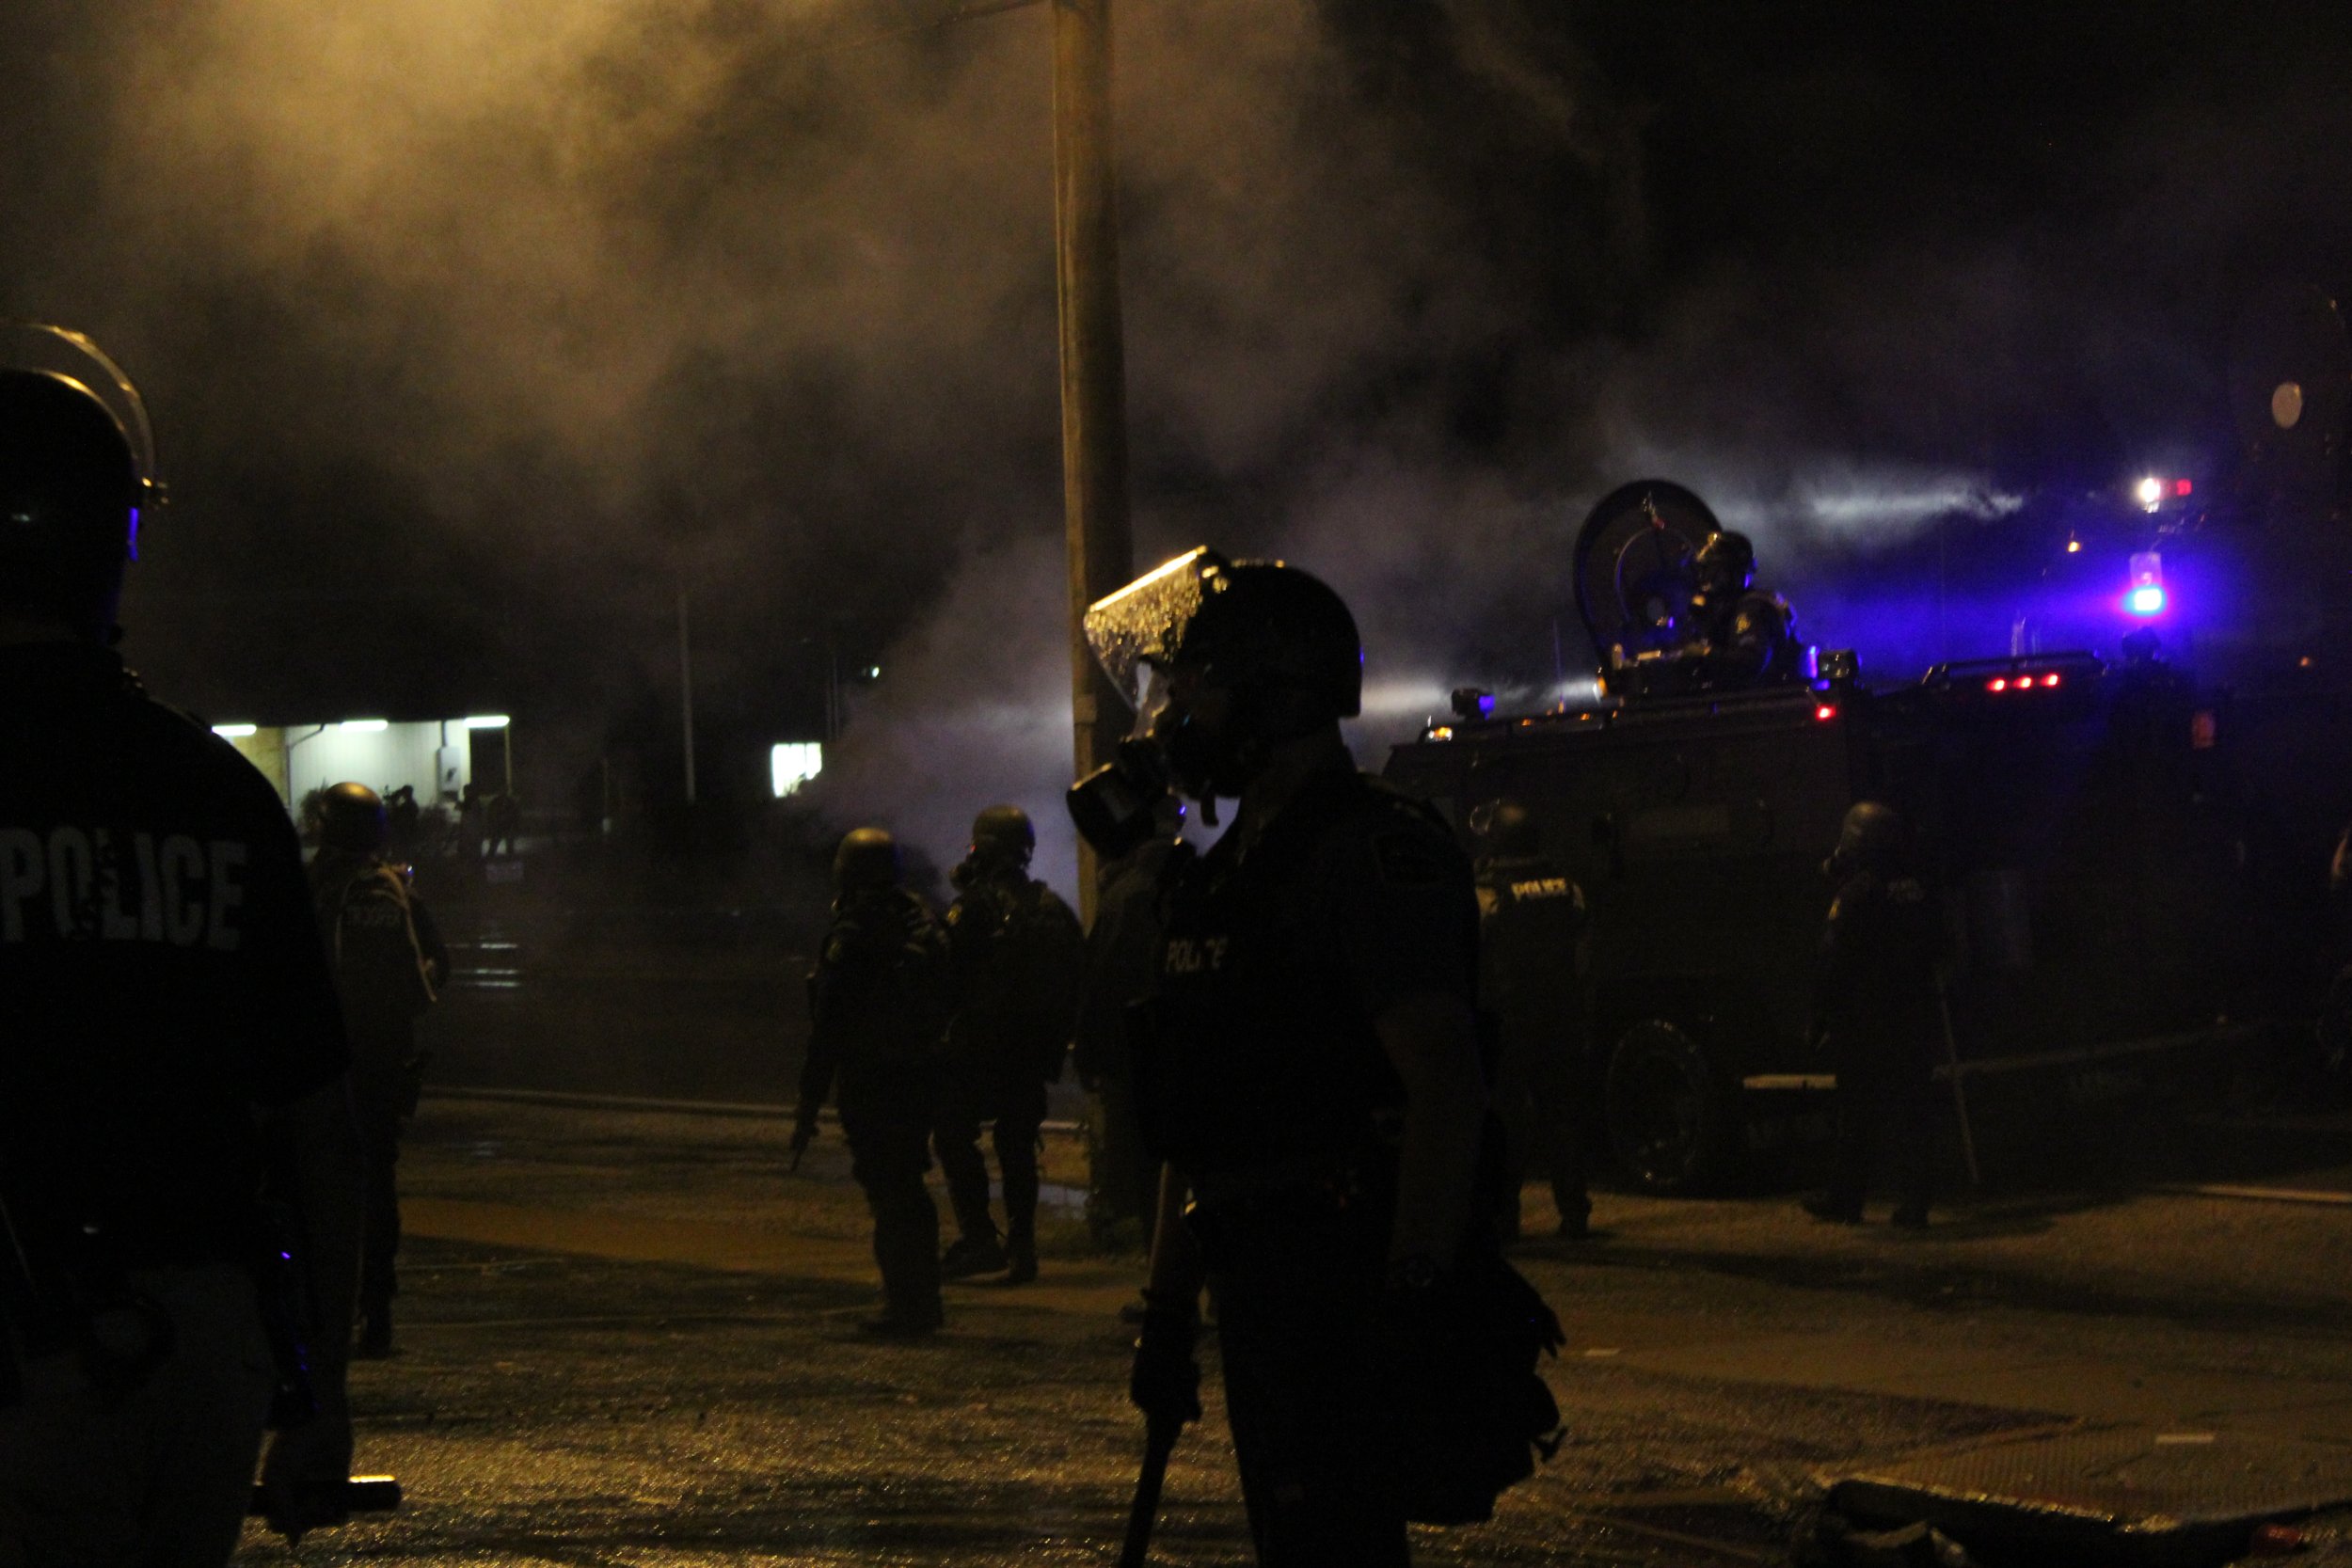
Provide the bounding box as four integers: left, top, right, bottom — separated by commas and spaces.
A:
1371, 831, 1450, 888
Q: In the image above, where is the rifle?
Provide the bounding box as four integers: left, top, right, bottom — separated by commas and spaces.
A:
1119, 1411, 1183, 1568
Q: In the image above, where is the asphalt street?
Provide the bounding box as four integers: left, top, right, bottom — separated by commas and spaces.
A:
230, 1096, 2352, 1567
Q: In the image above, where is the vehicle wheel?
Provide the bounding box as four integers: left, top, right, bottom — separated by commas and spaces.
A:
1604, 1019, 1733, 1195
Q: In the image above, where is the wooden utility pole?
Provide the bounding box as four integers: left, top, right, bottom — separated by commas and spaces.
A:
677, 584, 698, 806
1053, 0, 1134, 914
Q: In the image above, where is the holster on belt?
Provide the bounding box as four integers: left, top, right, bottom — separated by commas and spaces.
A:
1184, 1156, 1390, 1274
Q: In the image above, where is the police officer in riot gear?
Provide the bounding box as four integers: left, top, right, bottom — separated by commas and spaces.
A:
1470, 799, 1594, 1241
933, 804, 1085, 1284
310, 781, 448, 1357
1805, 800, 1941, 1227
1687, 531, 1805, 688
797, 828, 952, 1337
1077, 549, 1560, 1566
0, 327, 364, 1557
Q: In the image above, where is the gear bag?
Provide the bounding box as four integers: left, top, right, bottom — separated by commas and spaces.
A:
1370, 1243, 1566, 1524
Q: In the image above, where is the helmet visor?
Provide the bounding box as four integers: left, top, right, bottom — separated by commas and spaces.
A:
1082, 546, 1232, 710
0, 325, 159, 499
1, 324, 163, 561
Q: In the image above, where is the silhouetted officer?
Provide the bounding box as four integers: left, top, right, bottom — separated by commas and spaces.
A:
1470, 799, 1593, 1240
1075, 550, 1561, 1566
485, 792, 520, 858
456, 783, 485, 861
933, 805, 1085, 1284
1805, 801, 1941, 1227
1687, 531, 1805, 688
310, 782, 447, 1357
383, 784, 421, 859
797, 829, 951, 1337
0, 326, 363, 1558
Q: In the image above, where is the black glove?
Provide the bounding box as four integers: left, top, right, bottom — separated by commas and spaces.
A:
1128, 1288, 1201, 1428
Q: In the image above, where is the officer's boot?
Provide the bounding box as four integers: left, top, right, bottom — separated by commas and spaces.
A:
862, 1171, 945, 1338
355, 1300, 394, 1359
999, 1123, 1041, 1284
935, 1127, 1006, 1277
1553, 1184, 1593, 1240
940, 1202, 1007, 1279
1001, 1219, 1038, 1285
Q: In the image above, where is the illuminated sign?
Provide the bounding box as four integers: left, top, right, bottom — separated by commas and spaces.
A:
771, 742, 823, 799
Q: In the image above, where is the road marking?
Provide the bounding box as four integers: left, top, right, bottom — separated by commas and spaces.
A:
2157, 1183, 2352, 1208
425, 1085, 1085, 1133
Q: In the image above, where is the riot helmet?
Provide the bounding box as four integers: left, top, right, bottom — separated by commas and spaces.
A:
1824, 800, 1908, 880
317, 782, 390, 855
1469, 798, 1542, 861
833, 827, 901, 894
0, 325, 162, 636
1692, 531, 1757, 596
968, 804, 1036, 868
1077, 547, 1361, 811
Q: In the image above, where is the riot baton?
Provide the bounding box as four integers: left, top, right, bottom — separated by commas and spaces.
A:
1119, 1412, 1183, 1568
246, 1475, 404, 1515
1934, 975, 1982, 1187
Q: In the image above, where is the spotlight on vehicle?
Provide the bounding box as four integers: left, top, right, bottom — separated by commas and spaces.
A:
2136, 476, 2165, 512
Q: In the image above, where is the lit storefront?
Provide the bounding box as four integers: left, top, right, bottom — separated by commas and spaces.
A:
212, 715, 512, 815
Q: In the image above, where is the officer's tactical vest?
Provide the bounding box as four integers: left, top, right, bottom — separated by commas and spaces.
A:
948, 873, 1084, 1074
316, 860, 437, 1024
1137, 773, 1461, 1177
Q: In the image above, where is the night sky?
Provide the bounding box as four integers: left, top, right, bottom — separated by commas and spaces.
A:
5, 1, 2349, 871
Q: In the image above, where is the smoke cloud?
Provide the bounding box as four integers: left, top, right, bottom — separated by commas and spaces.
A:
4, 2, 2349, 896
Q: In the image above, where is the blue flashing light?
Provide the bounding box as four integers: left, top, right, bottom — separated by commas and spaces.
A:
2124, 550, 2166, 618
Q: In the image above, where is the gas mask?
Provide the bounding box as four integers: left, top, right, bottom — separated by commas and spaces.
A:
1068, 664, 1227, 859
1066, 546, 1359, 858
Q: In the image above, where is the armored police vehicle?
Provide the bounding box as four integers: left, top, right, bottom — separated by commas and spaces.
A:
1386, 480, 2263, 1193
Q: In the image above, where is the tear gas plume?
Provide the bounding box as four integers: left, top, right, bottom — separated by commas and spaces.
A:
3, 2, 2348, 882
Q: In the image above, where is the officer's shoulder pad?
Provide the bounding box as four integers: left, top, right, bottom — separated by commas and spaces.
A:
1345, 778, 1467, 890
